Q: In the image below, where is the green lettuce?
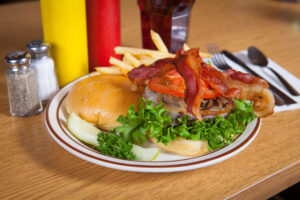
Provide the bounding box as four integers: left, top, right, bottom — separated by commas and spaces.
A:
110, 98, 257, 150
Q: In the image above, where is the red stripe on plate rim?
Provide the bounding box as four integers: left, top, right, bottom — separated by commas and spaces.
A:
45, 76, 261, 169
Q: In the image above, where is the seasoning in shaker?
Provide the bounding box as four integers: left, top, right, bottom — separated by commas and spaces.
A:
5, 51, 43, 117
27, 40, 59, 104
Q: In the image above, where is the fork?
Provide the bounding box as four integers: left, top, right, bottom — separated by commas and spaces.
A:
206, 43, 231, 71
206, 44, 286, 105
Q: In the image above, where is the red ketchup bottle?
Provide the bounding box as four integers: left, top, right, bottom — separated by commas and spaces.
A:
86, 0, 121, 72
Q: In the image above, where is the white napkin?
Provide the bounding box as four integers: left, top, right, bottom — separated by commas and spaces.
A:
208, 50, 300, 113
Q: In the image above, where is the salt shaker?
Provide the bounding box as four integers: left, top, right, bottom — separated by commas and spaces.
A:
26, 40, 59, 104
5, 51, 43, 117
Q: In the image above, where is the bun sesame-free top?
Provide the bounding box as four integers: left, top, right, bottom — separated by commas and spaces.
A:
65, 75, 142, 131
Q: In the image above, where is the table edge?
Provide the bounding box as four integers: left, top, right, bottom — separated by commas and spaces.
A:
226, 160, 300, 200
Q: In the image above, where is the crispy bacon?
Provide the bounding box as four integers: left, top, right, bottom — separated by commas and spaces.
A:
225, 69, 268, 88
201, 62, 240, 97
127, 48, 274, 119
127, 58, 175, 86
175, 49, 203, 121
201, 63, 274, 117
225, 70, 274, 117
201, 63, 268, 94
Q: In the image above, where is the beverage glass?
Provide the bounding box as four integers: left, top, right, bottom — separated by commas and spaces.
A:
137, 0, 195, 53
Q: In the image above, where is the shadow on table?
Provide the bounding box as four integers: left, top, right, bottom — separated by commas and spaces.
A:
269, 182, 300, 200
0, 76, 11, 117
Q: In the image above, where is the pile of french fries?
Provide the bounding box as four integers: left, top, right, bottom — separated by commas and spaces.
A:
92, 30, 211, 76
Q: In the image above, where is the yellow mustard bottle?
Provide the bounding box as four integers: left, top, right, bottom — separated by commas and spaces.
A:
40, 0, 89, 87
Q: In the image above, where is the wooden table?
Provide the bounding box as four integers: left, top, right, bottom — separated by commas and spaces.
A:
0, 0, 299, 199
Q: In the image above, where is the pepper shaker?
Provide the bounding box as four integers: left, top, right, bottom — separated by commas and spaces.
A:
27, 40, 59, 104
5, 51, 43, 117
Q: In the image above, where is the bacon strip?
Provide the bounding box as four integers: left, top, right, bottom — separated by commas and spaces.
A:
201, 63, 274, 117
224, 69, 273, 117
175, 49, 203, 121
225, 69, 268, 88
127, 58, 175, 86
127, 48, 274, 119
201, 62, 240, 97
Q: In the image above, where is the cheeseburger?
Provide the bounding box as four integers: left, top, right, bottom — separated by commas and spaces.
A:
66, 48, 274, 157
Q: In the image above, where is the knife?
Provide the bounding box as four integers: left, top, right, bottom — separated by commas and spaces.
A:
221, 50, 296, 105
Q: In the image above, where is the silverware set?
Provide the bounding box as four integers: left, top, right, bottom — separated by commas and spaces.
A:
206, 43, 299, 105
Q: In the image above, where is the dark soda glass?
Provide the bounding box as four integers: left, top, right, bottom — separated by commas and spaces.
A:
137, 0, 195, 53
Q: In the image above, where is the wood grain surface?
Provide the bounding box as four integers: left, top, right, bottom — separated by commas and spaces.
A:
0, 0, 300, 199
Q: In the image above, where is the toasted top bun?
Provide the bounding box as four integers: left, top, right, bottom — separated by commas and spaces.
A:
65, 75, 142, 130
150, 137, 209, 156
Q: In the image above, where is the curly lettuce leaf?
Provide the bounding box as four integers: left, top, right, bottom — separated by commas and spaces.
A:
115, 98, 172, 145
113, 98, 257, 150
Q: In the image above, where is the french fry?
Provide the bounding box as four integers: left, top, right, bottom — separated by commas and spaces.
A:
112, 30, 211, 74
124, 52, 142, 68
122, 56, 131, 65
114, 46, 174, 58
136, 55, 158, 65
183, 43, 211, 58
95, 66, 122, 75
150, 30, 169, 53
119, 68, 130, 76
90, 71, 101, 76
139, 59, 156, 66
135, 55, 153, 60
199, 52, 211, 58
109, 57, 134, 71
183, 43, 190, 51
149, 53, 175, 60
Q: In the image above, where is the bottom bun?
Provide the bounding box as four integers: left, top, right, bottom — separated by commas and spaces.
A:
150, 137, 209, 156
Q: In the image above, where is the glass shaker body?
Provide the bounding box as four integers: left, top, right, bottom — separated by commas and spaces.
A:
5, 51, 43, 117
27, 40, 59, 104
30, 57, 59, 104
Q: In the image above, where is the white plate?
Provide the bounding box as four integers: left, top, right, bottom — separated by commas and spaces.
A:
45, 75, 261, 173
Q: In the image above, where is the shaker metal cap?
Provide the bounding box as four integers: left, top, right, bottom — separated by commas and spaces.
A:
26, 40, 49, 53
5, 51, 31, 65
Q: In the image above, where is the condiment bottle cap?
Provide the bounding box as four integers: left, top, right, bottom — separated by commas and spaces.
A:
26, 40, 49, 54
5, 51, 31, 66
